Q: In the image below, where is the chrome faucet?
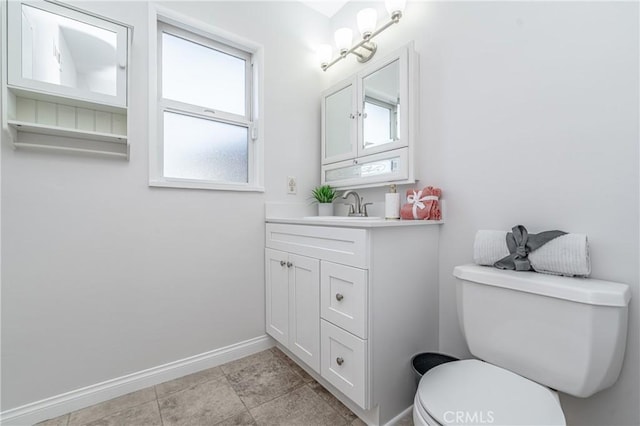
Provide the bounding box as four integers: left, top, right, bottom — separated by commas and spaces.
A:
342, 190, 372, 217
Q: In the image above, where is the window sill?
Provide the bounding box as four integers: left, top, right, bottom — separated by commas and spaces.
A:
149, 179, 264, 192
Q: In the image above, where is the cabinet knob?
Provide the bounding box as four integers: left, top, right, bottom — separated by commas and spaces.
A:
336, 357, 344, 366
335, 293, 344, 301
287, 262, 293, 268
280, 260, 286, 267
349, 113, 355, 119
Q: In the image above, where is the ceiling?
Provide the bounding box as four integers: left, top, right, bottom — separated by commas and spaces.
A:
300, 0, 349, 17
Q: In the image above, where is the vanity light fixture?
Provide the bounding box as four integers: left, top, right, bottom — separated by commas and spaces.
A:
319, 0, 405, 71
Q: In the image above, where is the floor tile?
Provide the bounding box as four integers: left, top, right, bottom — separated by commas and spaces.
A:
83, 400, 162, 426
229, 365, 305, 409
271, 347, 314, 383
68, 387, 156, 426
250, 385, 347, 426
220, 349, 277, 379
351, 419, 367, 426
215, 410, 256, 425
222, 349, 305, 408
35, 413, 69, 426
307, 380, 358, 423
158, 376, 246, 426
155, 366, 224, 398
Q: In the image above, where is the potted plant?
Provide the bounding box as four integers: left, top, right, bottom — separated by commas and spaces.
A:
311, 185, 338, 216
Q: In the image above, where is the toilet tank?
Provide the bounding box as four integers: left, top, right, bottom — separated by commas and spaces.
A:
453, 264, 631, 398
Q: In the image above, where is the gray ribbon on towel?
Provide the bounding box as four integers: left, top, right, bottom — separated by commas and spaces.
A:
494, 225, 566, 271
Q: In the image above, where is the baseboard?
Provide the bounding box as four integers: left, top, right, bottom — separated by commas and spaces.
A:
1, 335, 274, 426
384, 405, 413, 426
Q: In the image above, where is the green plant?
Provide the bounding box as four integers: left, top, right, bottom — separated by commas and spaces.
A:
311, 185, 338, 203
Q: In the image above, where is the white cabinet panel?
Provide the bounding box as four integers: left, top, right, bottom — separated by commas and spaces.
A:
321, 320, 367, 408
321, 261, 368, 339
289, 254, 320, 373
265, 248, 289, 347
266, 223, 367, 268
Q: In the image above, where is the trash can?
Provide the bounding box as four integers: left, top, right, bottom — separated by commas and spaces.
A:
411, 352, 458, 385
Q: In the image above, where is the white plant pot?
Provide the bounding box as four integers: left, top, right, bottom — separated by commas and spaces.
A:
318, 203, 334, 216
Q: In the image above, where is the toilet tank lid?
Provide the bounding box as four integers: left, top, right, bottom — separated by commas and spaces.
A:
453, 264, 630, 307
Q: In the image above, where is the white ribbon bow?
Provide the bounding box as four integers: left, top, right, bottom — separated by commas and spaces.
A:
407, 190, 439, 219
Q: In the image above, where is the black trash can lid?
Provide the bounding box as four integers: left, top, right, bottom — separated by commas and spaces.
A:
412, 352, 458, 376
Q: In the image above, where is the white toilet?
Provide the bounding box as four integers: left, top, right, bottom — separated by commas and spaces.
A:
413, 264, 631, 426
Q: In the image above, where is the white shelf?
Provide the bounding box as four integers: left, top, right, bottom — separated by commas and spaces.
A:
8, 120, 127, 144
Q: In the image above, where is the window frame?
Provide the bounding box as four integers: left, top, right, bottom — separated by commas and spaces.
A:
148, 6, 264, 192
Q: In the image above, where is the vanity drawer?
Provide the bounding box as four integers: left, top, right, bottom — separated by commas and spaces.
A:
321, 320, 368, 409
321, 261, 368, 338
266, 224, 367, 268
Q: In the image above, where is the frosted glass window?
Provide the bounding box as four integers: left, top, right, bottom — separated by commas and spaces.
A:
163, 112, 248, 183
162, 33, 245, 115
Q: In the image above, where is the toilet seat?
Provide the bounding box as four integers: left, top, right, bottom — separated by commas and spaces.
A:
416, 359, 566, 426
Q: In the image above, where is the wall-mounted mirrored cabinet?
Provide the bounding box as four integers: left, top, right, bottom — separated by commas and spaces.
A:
321, 43, 417, 188
2, 0, 131, 158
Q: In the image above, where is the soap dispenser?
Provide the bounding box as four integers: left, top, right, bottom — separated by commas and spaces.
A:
385, 184, 400, 219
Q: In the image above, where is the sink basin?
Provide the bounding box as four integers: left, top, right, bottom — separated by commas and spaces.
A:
303, 216, 383, 221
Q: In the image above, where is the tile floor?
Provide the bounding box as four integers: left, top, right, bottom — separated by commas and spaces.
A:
35, 347, 414, 426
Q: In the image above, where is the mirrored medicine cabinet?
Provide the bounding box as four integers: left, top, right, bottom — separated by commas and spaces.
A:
2, 0, 131, 158
321, 43, 417, 188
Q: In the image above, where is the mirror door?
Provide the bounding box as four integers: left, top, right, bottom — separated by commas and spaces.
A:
358, 52, 408, 157
322, 80, 357, 164
8, 1, 128, 107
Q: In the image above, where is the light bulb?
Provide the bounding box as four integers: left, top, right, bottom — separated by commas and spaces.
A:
357, 8, 378, 39
385, 0, 406, 19
317, 44, 333, 67
334, 28, 353, 56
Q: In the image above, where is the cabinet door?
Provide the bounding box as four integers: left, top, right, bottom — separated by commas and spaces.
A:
357, 49, 408, 157
265, 248, 289, 347
7, 1, 129, 107
322, 79, 357, 165
288, 254, 321, 373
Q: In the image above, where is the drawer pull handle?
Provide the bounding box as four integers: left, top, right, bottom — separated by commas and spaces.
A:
335, 293, 344, 301
287, 262, 293, 268
280, 260, 286, 267
336, 357, 344, 366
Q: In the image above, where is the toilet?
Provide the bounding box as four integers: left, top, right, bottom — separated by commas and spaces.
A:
413, 264, 631, 426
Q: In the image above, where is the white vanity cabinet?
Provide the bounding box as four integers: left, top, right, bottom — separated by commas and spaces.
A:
265, 220, 440, 425
321, 43, 417, 188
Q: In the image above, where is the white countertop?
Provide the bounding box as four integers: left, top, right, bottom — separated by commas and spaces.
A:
266, 216, 444, 228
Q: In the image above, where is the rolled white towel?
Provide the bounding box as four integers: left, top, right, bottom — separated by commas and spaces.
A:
473, 230, 591, 277
528, 233, 591, 277
473, 230, 509, 266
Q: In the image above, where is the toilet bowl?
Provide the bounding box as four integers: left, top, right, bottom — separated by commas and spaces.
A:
413, 360, 565, 426
412, 264, 631, 426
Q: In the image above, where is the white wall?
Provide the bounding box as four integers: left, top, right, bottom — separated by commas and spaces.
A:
0, 0, 328, 410
2, 2, 638, 424
327, 2, 639, 425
